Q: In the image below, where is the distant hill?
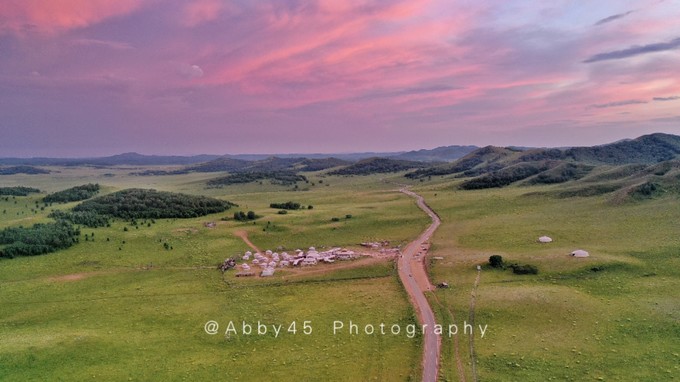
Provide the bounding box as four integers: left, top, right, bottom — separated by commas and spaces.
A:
171, 156, 350, 175
328, 157, 431, 176
564, 133, 680, 164
405, 146, 523, 179
181, 157, 252, 173
390, 145, 478, 162
0, 153, 221, 167
295, 158, 351, 171
405, 133, 680, 191
0, 165, 51, 175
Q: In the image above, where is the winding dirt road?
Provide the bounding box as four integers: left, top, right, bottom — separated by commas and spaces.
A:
398, 188, 441, 382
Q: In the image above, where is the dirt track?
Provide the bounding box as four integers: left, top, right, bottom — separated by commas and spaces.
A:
398, 188, 441, 382
233, 230, 261, 253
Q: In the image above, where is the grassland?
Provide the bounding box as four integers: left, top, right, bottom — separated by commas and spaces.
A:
414, 177, 680, 381
2, 165, 679, 381
0, 168, 427, 381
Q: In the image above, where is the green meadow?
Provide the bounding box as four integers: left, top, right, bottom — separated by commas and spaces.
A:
415, 177, 680, 381
0, 168, 425, 381
1, 167, 679, 381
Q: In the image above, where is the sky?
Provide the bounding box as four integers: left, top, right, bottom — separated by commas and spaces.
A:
1, 0, 680, 157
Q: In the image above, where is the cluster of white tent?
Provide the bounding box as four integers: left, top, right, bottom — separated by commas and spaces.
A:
239, 247, 357, 276
537, 236, 590, 257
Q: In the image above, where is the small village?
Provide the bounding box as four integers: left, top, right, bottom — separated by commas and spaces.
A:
219, 242, 400, 277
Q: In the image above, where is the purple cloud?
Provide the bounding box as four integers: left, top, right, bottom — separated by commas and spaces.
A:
594, 11, 634, 26
653, 96, 680, 101
583, 37, 680, 63
590, 99, 647, 108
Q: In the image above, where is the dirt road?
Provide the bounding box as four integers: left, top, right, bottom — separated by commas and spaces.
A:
233, 230, 261, 253
398, 188, 441, 382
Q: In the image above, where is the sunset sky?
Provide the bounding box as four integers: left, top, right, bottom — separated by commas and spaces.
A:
1, 0, 680, 157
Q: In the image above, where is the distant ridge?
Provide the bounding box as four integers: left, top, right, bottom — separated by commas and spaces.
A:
404, 132, 680, 192
0, 145, 479, 166
0, 153, 221, 166
390, 145, 478, 162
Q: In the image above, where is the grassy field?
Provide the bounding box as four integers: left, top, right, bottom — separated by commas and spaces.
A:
0, 169, 426, 381
2, 167, 679, 381
415, 178, 680, 381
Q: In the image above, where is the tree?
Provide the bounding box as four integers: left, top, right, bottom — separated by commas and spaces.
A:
489, 255, 504, 268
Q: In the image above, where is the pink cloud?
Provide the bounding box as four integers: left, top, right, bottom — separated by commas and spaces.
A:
181, 0, 224, 27
0, 0, 148, 35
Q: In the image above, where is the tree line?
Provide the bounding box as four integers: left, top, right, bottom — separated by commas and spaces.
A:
0, 186, 41, 196
0, 220, 79, 259
43, 183, 100, 203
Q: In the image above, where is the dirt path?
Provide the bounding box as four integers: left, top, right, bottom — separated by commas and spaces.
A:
398, 187, 441, 382
468, 267, 481, 382
233, 230, 261, 253
410, 243, 435, 292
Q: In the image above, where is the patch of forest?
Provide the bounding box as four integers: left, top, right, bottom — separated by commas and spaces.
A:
207, 171, 307, 186
73, 188, 235, 220
0, 186, 41, 196
0, 221, 79, 258
43, 183, 100, 203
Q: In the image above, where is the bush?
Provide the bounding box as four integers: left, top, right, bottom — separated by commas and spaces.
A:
489, 255, 504, 268
509, 263, 538, 275
270, 201, 301, 210
234, 210, 258, 221
331, 217, 340, 222
277, 210, 288, 215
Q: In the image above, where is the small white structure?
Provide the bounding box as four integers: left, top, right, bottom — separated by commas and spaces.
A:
302, 257, 317, 266
268, 261, 277, 268
261, 267, 275, 277
538, 236, 553, 243
335, 249, 354, 260
242, 254, 250, 260
241, 264, 251, 271
265, 250, 273, 256
571, 249, 589, 258
279, 260, 290, 267
245, 251, 252, 257
252, 258, 260, 265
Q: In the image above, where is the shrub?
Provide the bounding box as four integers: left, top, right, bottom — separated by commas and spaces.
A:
489, 255, 504, 268
509, 263, 538, 275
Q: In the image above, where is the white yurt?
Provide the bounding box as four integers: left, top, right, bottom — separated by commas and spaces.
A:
538, 236, 553, 243
571, 249, 589, 258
